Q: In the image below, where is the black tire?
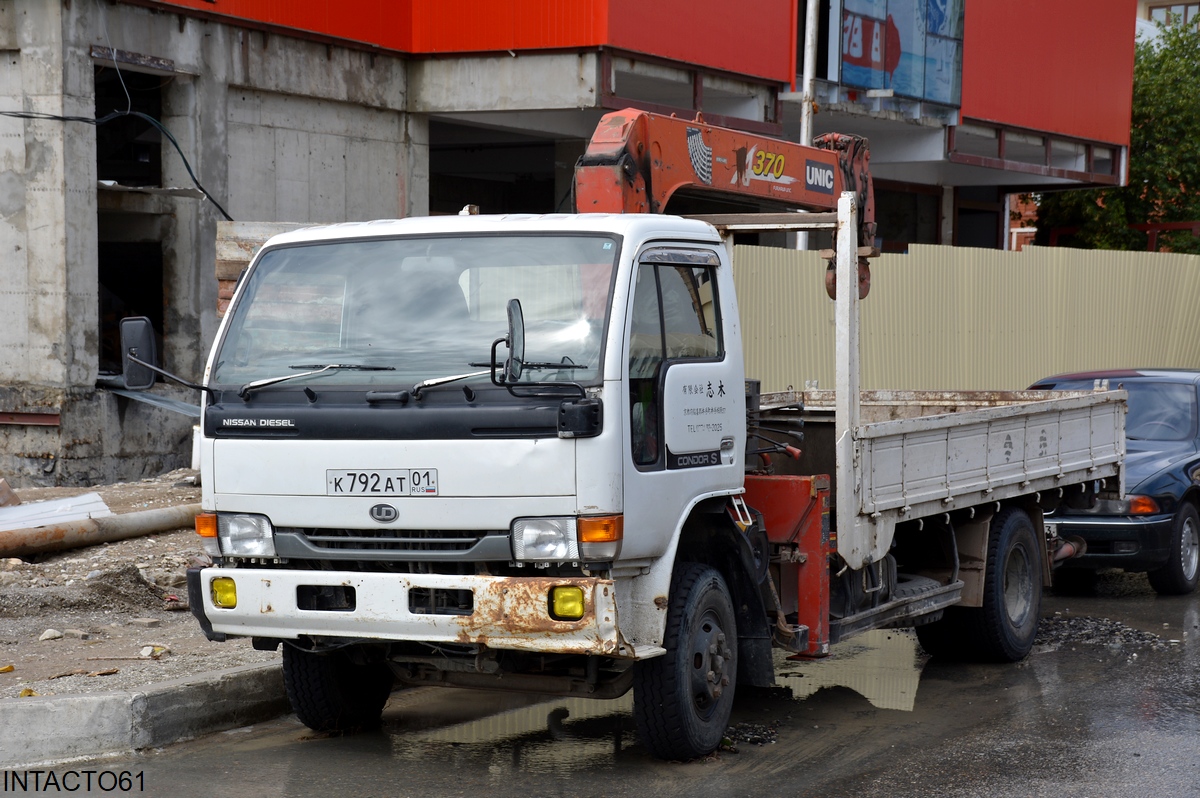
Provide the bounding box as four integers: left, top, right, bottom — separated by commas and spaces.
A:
915, 507, 1042, 663
1148, 503, 1200, 596
632, 563, 738, 760
282, 644, 394, 732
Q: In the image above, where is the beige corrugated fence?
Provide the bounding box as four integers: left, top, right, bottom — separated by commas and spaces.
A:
732, 243, 1200, 392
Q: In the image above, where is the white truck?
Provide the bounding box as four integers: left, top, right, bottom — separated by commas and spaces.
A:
118, 110, 1125, 760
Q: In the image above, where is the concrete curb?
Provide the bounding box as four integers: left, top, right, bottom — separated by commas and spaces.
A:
0, 662, 288, 768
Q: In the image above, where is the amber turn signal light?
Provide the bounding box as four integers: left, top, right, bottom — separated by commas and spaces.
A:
578, 515, 623, 561
578, 515, 623, 543
1127, 495, 1160, 515
195, 512, 218, 538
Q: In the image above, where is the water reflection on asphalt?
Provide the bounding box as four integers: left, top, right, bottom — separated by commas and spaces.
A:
775, 629, 925, 711
383, 690, 635, 775
373, 628, 928, 776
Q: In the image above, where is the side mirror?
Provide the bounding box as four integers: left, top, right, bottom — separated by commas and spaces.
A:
505, 298, 525, 384
119, 316, 159, 391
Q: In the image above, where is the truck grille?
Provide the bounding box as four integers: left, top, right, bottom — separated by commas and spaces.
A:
295, 528, 495, 553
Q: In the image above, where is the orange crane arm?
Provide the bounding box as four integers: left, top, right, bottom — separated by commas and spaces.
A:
573, 108, 875, 243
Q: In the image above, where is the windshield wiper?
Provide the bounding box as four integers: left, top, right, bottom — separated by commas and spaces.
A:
239, 363, 395, 399
412, 370, 491, 399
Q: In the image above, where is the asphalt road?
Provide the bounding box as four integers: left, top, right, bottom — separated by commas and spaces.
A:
59, 583, 1200, 798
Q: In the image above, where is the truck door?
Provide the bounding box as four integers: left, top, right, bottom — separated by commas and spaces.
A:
622, 247, 744, 560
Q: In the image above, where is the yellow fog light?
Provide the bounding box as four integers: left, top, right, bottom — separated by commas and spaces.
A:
211, 577, 238, 609
549, 586, 585, 621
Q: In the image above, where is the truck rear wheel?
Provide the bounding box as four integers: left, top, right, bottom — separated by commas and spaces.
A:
916, 507, 1042, 663
282, 644, 394, 732
632, 562, 737, 760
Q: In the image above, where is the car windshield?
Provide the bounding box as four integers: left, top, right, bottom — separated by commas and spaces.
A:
1042, 379, 1198, 441
211, 234, 620, 389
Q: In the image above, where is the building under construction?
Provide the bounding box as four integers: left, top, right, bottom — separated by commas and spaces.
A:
0, 0, 1136, 485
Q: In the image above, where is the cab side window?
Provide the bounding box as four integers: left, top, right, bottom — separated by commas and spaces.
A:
628, 258, 722, 467
658, 265, 719, 359
629, 263, 663, 466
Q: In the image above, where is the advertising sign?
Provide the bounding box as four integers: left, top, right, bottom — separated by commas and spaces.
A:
841, 0, 962, 105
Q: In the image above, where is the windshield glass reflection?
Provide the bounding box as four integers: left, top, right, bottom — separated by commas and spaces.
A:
212, 234, 620, 389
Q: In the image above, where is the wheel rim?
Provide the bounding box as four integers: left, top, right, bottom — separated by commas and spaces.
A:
1181, 515, 1199, 582
687, 608, 732, 720
1002, 544, 1033, 626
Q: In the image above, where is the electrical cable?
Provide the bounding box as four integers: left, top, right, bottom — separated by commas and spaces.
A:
95, 0, 132, 115
0, 108, 235, 222
106, 110, 234, 221
0, 0, 234, 220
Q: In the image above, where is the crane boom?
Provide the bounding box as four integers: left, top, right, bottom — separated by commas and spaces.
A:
573, 108, 875, 245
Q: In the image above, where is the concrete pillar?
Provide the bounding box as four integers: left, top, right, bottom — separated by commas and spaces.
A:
165, 21, 233, 379
941, 186, 955, 245
403, 113, 430, 218
13, 0, 95, 389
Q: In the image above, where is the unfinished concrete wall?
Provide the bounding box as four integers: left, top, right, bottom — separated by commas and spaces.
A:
225, 26, 423, 220
0, 2, 426, 487
226, 90, 404, 222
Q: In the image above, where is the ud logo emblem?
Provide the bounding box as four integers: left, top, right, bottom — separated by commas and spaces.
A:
369, 504, 398, 523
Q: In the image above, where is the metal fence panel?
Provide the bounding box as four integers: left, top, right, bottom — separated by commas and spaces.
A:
732, 244, 1200, 392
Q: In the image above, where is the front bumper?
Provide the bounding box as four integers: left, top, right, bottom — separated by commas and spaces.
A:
187, 567, 624, 656
1046, 513, 1176, 571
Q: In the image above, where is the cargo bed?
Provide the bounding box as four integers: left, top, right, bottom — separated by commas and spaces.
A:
760, 388, 1126, 567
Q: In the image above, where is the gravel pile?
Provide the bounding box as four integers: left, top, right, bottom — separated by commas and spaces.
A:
1035, 613, 1170, 652
720, 720, 779, 753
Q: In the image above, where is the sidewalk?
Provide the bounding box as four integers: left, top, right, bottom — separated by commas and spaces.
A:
0, 662, 288, 768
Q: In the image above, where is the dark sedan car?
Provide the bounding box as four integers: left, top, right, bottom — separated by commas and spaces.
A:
1031, 369, 1200, 595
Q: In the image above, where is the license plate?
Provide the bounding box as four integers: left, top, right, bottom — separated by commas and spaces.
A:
326, 469, 439, 496
1044, 521, 1059, 536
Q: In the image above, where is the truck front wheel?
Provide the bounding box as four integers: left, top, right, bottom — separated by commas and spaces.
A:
282, 644, 394, 732
632, 562, 738, 760
916, 507, 1042, 662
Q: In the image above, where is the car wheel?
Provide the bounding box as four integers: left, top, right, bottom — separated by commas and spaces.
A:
1148, 503, 1200, 596
632, 562, 737, 760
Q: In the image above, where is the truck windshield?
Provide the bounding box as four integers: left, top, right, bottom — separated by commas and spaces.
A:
211, 233, 620, 389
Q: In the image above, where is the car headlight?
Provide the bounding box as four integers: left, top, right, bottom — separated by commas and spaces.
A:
512, 517, 579, 562
1091, 495, 1161, 515
217, 513, 276, 557
1126, 495, 1161, 515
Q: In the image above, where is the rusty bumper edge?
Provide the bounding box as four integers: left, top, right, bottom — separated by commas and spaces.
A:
198, 569, 628, 657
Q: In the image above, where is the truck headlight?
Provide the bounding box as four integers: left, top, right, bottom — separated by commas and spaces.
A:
217, 513, 276, 557
512, 517, 579, 562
